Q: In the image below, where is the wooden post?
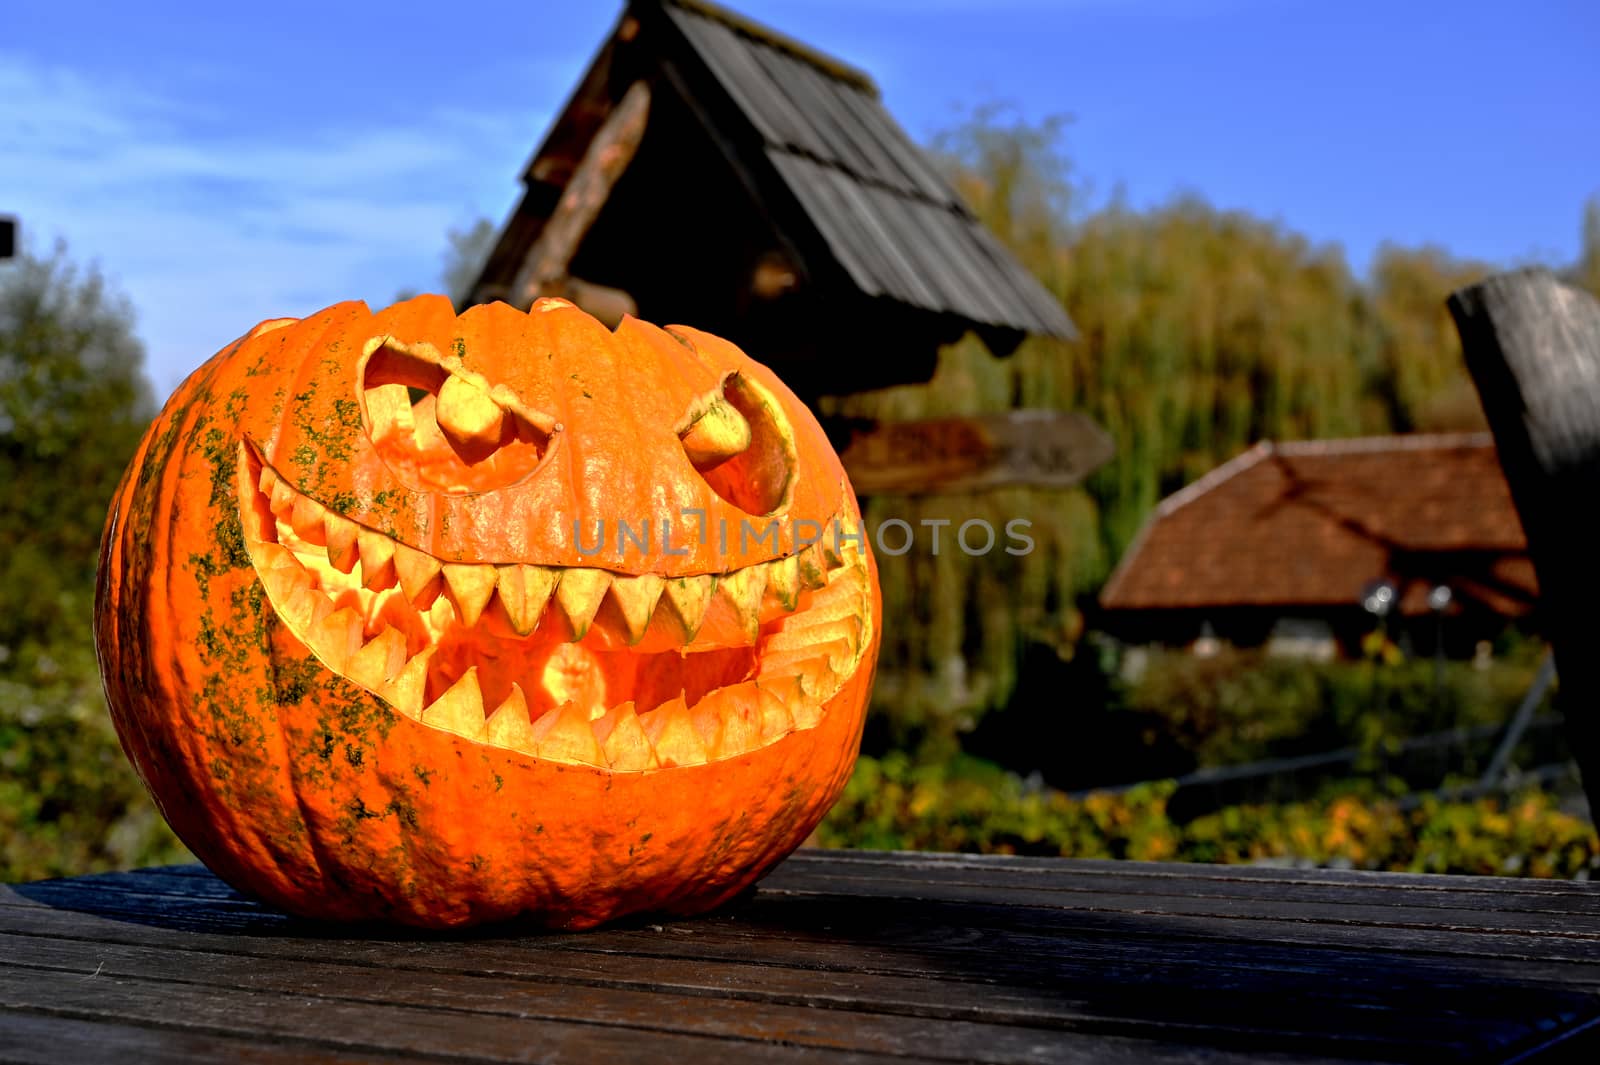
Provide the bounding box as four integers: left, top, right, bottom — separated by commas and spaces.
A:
1449, 268, 1600, 811
508, 80, 652, 308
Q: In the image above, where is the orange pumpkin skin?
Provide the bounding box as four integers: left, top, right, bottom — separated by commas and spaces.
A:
94, 295, 879, 928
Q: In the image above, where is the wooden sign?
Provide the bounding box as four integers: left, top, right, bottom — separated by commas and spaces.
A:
838, 409, 1115, 495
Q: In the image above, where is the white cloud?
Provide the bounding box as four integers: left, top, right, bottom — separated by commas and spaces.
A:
0, 55, 537, 398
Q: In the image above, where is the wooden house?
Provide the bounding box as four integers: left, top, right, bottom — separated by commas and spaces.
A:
1098, 434, 1538, 658
465, 0, 1074, 400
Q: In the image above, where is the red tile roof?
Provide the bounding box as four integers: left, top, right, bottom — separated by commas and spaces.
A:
1099, 434, 1538, 618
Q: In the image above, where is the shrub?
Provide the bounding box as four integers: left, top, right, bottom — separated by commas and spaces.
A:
817, 754, 1599, 879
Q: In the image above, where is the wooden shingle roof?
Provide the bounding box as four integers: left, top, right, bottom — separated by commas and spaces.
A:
1099, 434, 1538, 619
468, 0, 1073, 391
662, 0, 1076, 339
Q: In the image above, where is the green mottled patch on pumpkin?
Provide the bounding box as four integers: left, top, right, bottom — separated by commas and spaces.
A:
333, 397, 361, 430
216, 515, 251, 571
333, 689, 396, 743
270, 658, 322, 706
196, 614, 226, 661
199, 673, 270, 764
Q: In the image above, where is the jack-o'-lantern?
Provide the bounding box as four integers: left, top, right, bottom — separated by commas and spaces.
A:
94, 295, 878, 928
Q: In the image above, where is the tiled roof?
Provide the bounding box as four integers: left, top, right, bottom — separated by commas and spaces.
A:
661, 0, 1076, 339
1099, 434, 1538, 617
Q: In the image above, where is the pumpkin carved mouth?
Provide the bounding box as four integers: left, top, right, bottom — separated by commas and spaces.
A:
235, 443, 872, 770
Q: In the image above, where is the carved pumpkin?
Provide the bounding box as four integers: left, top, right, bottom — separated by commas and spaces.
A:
94, 295, 878, 928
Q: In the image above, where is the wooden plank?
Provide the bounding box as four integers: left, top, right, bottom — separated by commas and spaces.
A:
10, 857, 1600, 1059
5, 903, 1576, 1054
760, 866, 1600, 939
1450, 268, 1600, 813
9, 883, 1600, 1013
134, 852, 1600, 901
44, 853, 1600, 921
839, 410, 1115, 494
14, 864, 1600, 962
767, 153, 887, 297
8, 889, 1577, 1033
0, 936, 1080, 1065
790, 850, 1600, 899
0, 962, 1377, 1065
507, 79, 651, 309
777, 852, 1600, 916
7, 869, 1600, 1063
0, 1011, 408, 1065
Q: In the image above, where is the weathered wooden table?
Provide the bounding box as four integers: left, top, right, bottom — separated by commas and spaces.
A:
3, 850, 1598, 1063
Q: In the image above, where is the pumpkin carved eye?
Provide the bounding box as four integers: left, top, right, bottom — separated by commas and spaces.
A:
677, 371, 796, 516
359, 336, 556, 495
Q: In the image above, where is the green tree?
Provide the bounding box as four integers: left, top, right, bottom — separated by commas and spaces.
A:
0, 241, 186, 881
1365, 244, 1490, 432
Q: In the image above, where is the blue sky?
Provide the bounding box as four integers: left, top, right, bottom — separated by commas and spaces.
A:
4, 0, 1596, 397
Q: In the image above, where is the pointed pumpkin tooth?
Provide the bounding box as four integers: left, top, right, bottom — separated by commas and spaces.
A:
436, 374, 505, 459
323, 512, 360, 573
394, 543, 442, 607
421, 667, 488, 740
693, 681, 762, 758
442, 563, 497, 628
823, 518, 866, 569
345, 628, 407, 689
757, 679, 800, 741
765, 554, 802, 612
252, 541, 298, 575
365, 382, 416, 443
593, 702, 659, 771
260, 556, 311, 602
661, 574, 716, 642
495, 564, 559, 635
289, 495, 328, 546
307, 607, 363, 672
257, 463, 279, 497
640, 697, 708, 768
608, 573, 665, 644
796, 541, 828, 590
758, 646, 842, 705
485, 684, 538, 753
282, 583, 333, 630
381, 647, 434, 717
356, 529, 398, 590
269, 477, 298, 518
555, 568, 611, 640
530, 701, 606, 766
717, 565, 768, 641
